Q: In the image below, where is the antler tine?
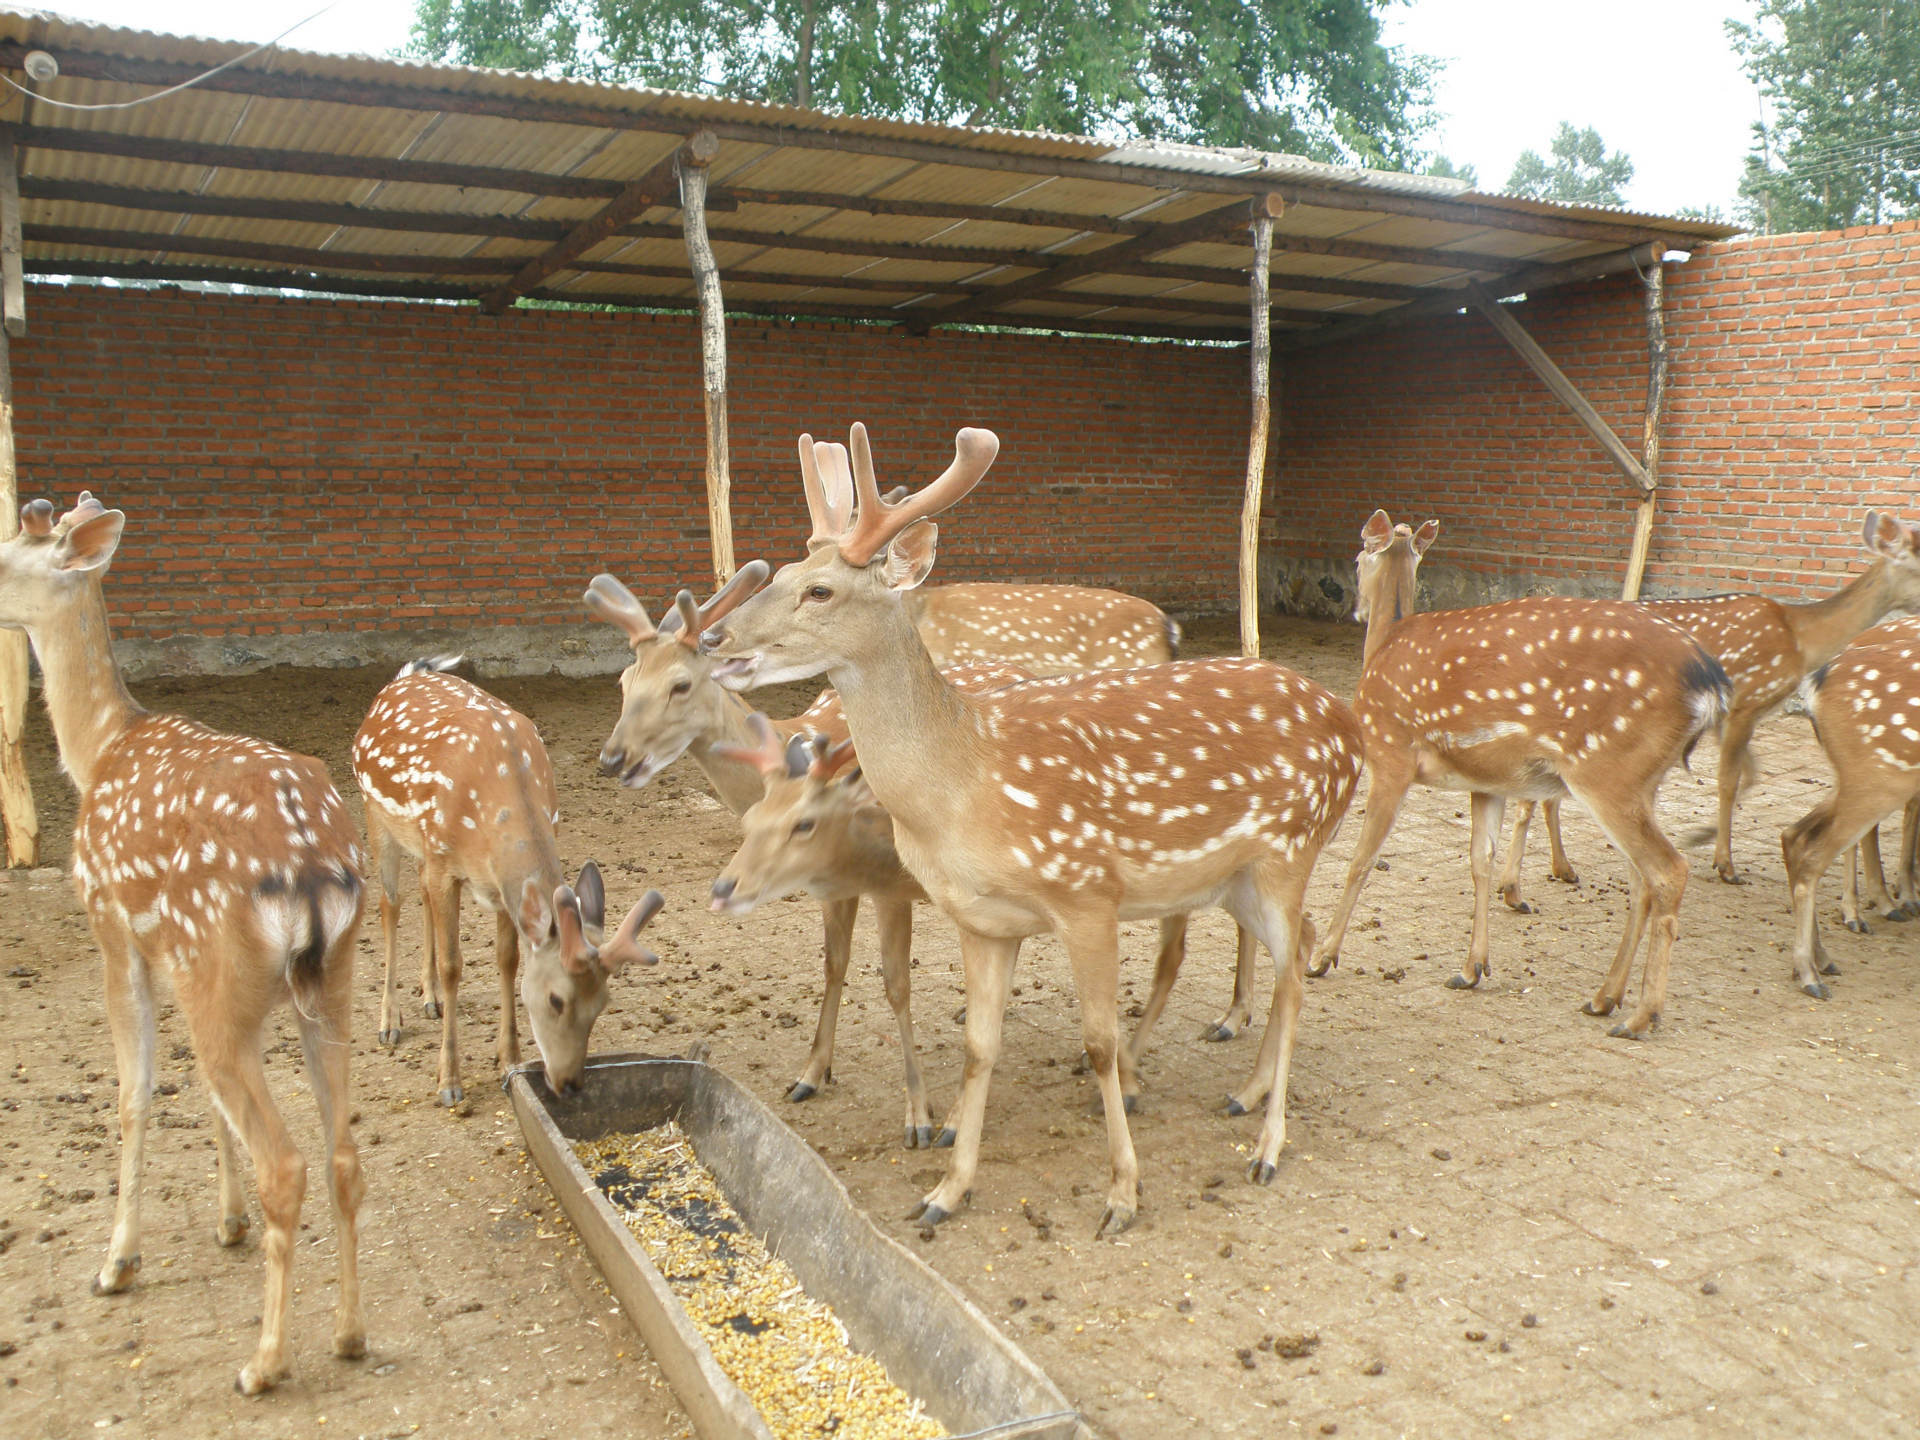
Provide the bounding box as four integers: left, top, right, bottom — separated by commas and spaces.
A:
810, 736, 860, 782
815, 442, 855, 536
599, 890, 665, 974
799, 432, 840, 548
18, 499, 54, 537
671, 590, 702, 647
709, 711, 792, 777
698, 559, 771, 628
838, 423, 1000, 567
782, 734, 812, 779
583, 573, 659, 648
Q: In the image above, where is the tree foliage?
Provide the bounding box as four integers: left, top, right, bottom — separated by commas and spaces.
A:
1504, 123, 1634, 207
406, 0, 1436, 165
1729, 0, 1920, 233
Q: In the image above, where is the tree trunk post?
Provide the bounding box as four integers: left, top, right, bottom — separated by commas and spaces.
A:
1622, 258, 1666, 601
1239, 194, 1281, 658
0, 125, 38, 864
677, 131, 734, 586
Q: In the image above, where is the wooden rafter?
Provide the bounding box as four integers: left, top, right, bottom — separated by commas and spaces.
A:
482, 133, 711, 313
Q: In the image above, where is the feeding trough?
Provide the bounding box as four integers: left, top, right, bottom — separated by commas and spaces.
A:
507, 1052, 1083, 1440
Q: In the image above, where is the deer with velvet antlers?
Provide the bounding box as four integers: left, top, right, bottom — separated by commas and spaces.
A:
0, 493, 366, 1394
1308, 510, 1730, 1039
701, 423, 1364, 1235
1498, 511, 1920, 906
353, 659, 661, 1105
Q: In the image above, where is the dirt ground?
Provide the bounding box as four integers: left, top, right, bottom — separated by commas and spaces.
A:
3, 614, 1917, 1440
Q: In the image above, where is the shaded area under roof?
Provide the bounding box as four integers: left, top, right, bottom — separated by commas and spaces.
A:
0, 8, 1742, 342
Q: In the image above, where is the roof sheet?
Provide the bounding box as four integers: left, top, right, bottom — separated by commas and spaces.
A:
0, 8, 1744, 340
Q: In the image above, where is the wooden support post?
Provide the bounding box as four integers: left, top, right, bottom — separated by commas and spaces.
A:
0, 330, 38, 867
1466, 281, 1655, 497
0, 129, 22, 340
677, 133, 734, 587
1622, 259, 1666, 600
1239, 195, 1281, 658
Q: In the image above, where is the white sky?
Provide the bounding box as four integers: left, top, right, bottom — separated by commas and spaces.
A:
46, 0, 1762, 219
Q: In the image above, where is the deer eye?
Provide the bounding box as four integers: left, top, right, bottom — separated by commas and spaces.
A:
792, 818, 815, 836
670, 680, 692, 697
548, 993, 565, 1015
804, 584, 833, 602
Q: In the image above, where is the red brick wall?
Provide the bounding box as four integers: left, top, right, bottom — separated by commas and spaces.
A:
10, 285, 1251, 646
1275, 220, 1920, 608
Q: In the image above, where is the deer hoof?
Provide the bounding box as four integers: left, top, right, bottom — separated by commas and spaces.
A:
437, 1085, 464, 1108
1818, 958, 1841, 976
910, 1198, 954, 1227
950, 1005, 967, 1026
1444, 972, 1479, 990
332, 1328, 368, 1361
1580, 998, 1615, 1017
1844, 919, 1870, 935
1889, 903, 1918, 921
1248, 1158, 1277, 1186
932, 1127, 956, 1149
92, 1255, 140, 1295
786, 1080, 818, 1103
1122, 1093, 1139, 1116
1202, 1021, 1238, 1042
906, 1125, 934, 1149
1717, 868, 1748, 886
1801, 980, 1831, 999
422, 1001, 443, 1020
234, 1359, 287, 1396
216, 1214, 250, 1248
377, 1028, 403, 1048
1606, 1022, 1648, 1040
1095, 1202, 1137, 1239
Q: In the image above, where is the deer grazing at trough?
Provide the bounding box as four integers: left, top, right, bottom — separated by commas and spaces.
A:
1782, 600, 1920, 995
353, 659, 661, 1104
1497, 512, 1920, 906
1307, 509, 1730, 1039
0, 493, 365, 1394
701, 422, 1364, 1234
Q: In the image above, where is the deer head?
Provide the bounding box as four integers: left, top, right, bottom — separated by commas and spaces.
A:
1864, 510, 1920, 603
702, 424, 1001, 688
585, 562, 770, 786
1353, 508, 1439, 660
521, 861, 664, 1094
0, 494, 127, 631
706, 717, 876, 915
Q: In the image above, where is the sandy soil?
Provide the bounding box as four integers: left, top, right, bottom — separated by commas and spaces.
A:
3, 615, 1917, 1440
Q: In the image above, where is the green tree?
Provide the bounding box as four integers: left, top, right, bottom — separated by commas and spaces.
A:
406, 0, 1436, 166
1504, 123, 1634, 206
1729, 0, 1920, 233
1423, 153, 1478, 188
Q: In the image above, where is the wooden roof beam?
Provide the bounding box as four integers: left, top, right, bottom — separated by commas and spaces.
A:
481, 131, 711, 313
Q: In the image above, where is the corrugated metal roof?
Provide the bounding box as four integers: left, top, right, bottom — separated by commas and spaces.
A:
0, 8, 1743, 340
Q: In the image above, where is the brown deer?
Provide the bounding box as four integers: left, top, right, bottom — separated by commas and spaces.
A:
352, 660, 660, 1104
1306, 509, 1730, 1039
1782, 599, 1920, 995
0, 493, 365, 1394
1841, 797, 1919, 931
702, 423, 1364, 1234
1498, 512, 1920, 904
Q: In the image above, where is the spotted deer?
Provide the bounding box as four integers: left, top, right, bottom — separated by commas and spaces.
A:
1499, 512, 1920, 904
0, 494, 365, 1394
352, 660, 660, 1104
1307, 509, 1730, 1039
1782, 602, 1920, 995
702, 423, 1364, 1234
1841, 796, 1919, 931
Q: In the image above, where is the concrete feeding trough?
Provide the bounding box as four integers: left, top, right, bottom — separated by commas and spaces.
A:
507, 1053, 1083, 1440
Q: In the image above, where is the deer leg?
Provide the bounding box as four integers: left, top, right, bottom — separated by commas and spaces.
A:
873, 896, 931, 1148
370, 821, 405, 1047
1309, 754, 1414, 977
1127, 913, 1186, 1064
295, 935, 367, 1362
1584, 866, 1651, 1020
211, 1106, 250, 1249
1784, 785, 1896, 998
1496, 800, 1536, 912
1895, 798, 1920, 916
1223, 871, 1311, 1184
912, 930, 1021, 1227
1582, 792, 1688, 1037
92, 921, 154, 1297
792, 897, 857, 1103
418, 871, 442, 1020
1056, 911, 1137, 1238
1544, 799, 1579, 885
1448, 792, 1507, 989
425, 874, 466, 1106
1711, 711, 1762, 883
1845, 828, 1887, 933
494, 911, 522, 1073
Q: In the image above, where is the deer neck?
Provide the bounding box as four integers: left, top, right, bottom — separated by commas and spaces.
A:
1361, 556, 1420, 666
1782, 560, 1908, 670
27, 583, 142, 794
687, 691, 774, 816
818, 600, 980, 830
489, 799, 564, 915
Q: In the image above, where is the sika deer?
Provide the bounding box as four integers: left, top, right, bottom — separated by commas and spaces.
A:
1841, 796, 1919, 931
353, 660, 660, 1103
1782, 597, 1920, 995
702, 423, 1364, 1233
0, 494, 365, 1394
1308, 509, 1730, 1038
1500, 511, 1920, 902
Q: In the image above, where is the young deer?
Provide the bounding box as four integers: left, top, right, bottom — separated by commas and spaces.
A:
353, 660, 660, 1104
1307, 509, 1730, 1039
702, 423, 1364, 1234
0, 494, 366, 1394
1499, 512, 1920, 902
1782, 600, 1920, 995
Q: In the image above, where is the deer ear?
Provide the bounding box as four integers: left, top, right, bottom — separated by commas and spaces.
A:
55, 508, 126, 573
1360, 510, 1394, 554
838, 767, 875, 808
882, 520, 938, 592
1412, 519, 1440, 557
519, 875, 554, 944
1864, 511, 1917, 560
573, 861, 606, 935
552, 886, 599, 976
